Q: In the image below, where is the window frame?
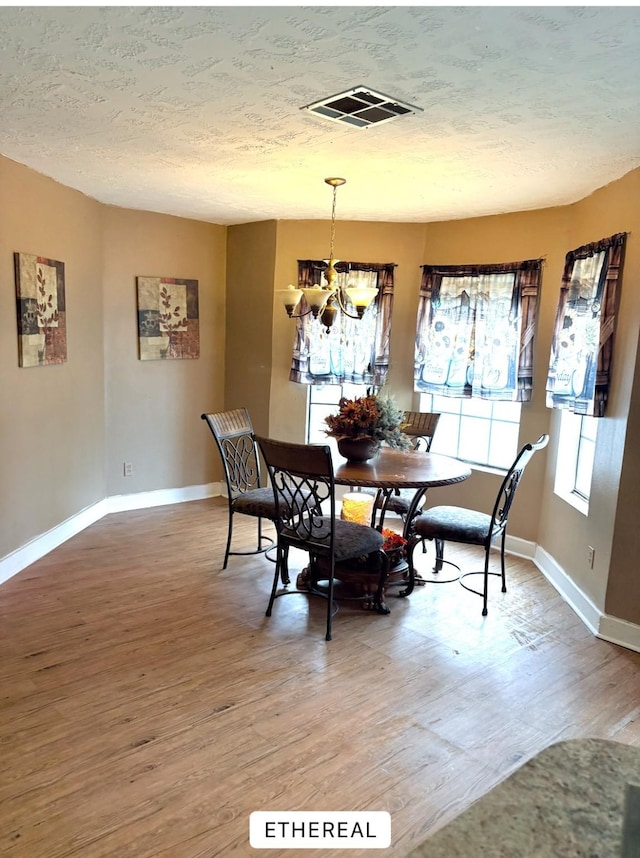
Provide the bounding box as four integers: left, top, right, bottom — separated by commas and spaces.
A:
554, 410, 598, 514
418, 393, 521, 472
306, 381, 371, 447
307, 385, 522, 474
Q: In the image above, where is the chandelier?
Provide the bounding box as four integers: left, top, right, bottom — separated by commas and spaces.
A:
277, 177, 379, 332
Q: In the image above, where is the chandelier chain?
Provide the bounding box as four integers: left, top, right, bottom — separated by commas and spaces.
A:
329, 184, 338, 261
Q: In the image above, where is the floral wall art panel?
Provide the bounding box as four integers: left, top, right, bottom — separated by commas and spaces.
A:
136, 276, 199, 361
14, 252, 67, 367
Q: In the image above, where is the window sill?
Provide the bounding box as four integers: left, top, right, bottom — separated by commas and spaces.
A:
467, 462, 508, 478
554, 487, 589, 517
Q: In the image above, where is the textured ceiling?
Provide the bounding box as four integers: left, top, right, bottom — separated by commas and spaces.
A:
1, 5, 639, 225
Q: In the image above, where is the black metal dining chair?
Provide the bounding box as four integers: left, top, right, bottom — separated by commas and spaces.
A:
201, 410, 277, 570
406, 434, 549, 615
375, 411, 441, 532
255, 436, 388, 641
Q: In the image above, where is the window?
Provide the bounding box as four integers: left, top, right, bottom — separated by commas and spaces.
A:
554, 411, 598, 513
309, 386, 521, 472
575, 416, 597, 498
307, 382, 368, 445
419, 393, 521, 471
412, 259, 540, 472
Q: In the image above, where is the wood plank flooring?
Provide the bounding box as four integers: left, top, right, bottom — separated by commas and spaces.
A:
1, 498, 639, 857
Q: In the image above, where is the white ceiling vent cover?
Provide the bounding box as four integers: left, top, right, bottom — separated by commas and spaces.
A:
302, 86, 422, 128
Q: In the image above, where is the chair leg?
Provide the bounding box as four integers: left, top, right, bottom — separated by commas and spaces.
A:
500, 530, 507, 593
326, 561, 334, 641
223, 507, 234, 570
482, 547, 490, 616
281, 545, 290, 587
434, 538, 444, 572
266, 543, 282, 617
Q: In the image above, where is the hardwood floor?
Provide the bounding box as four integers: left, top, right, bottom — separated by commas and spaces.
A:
1, 498, 639, 857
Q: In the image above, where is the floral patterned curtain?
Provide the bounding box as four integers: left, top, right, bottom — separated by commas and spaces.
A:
546, 233, 626, 417
289, 261, 395, 386
414, 260, 542, 401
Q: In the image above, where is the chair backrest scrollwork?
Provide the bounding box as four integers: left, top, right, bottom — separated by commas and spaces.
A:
491, 434, 549, 537
255, 437, 336, 552
201, 409, 262, 499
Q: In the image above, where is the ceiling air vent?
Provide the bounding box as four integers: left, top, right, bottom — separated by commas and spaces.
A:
301, 86, 422, 129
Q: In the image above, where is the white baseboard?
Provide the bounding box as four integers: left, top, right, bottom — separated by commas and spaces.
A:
504, 534, 536, 560
0, 500, 110, 586
534, 545, 601, 635
597, 615, 640, 653
107, 482, 220, 513
534, 545, 640, 654
496, 537, 640, 653
0, 482, 222, 586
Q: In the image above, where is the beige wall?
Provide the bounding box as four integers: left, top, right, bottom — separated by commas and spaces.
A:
0, 156, 227, 562
414, 179, 640, 622
547, 172, 640, 620
102, 207, 226, 497
267, 210, 564, 543
532, 176, 640, 619
607, 329, 640, 618
0, 158, 105, 558
226, 220, 277, 437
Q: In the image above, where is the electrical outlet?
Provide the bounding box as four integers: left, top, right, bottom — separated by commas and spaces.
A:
124, 462, 133, 477
588, 545, 595, 569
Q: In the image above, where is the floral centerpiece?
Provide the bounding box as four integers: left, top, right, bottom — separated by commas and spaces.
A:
324, 391, 410, 461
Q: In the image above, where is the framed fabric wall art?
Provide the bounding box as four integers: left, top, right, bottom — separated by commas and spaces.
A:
136, 276, 200, 361
14, 252, 67, 367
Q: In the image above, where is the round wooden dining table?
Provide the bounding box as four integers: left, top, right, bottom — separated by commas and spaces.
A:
333, 446, 472, 537
333, 445, 471, 490
300, 446, 471, 613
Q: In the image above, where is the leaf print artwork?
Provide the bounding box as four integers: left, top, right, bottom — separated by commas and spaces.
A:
14, 253, 66, 367
136, 276, 199, 361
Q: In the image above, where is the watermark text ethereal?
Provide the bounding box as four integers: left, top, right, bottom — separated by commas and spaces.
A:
249, 811, 391, 849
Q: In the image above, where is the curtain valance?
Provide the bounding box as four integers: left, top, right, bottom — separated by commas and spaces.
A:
414, 259, 543, 401
546, 233, 626, 417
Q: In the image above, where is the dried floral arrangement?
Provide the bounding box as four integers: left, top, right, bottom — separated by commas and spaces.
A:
324, 392, 410, 449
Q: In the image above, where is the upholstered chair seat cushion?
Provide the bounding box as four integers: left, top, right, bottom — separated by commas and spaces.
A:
234, 486, 317, 520
282, 517, 383, 561
414, 505, 492, 545
381, 489, 415, 515
232, 488, 277, 518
